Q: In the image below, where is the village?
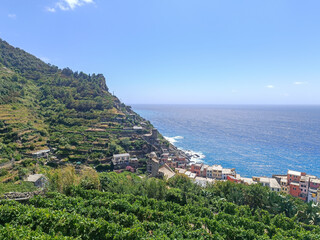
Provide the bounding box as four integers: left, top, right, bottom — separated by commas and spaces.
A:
110, 149, 320, 204
26, 126, 320, 205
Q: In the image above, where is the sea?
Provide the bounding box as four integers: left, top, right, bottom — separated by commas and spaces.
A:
132, 105, 320, 178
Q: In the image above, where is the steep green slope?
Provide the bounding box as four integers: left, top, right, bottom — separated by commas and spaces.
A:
0, 39, 155, 170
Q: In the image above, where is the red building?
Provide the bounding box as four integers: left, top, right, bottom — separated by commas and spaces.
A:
190, 163, 202, 177
175, 156, 188, 169
227, 175, 241, 183
289, 182, 301, 198
287, 170, 306, 185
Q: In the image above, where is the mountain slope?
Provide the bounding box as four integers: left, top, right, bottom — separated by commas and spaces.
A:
0, 38, 165, 170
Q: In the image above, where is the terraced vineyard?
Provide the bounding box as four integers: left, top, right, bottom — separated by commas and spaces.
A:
0, 173, 320, 239
0, 38, 158, 182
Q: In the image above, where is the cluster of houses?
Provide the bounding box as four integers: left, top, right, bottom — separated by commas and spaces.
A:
146, 155, 320, 203
183, 163, 320, 203
273, 170, 320, 203
111, 151, 320, 204
26, 148, 320, 204
190, 163, 236, 180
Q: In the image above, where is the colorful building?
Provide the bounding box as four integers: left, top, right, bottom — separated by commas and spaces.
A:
289, 182, 301, 198
287, 170, 306, 184
190, 163, 202, 177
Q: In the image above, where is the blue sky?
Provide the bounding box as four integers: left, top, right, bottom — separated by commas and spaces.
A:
1, 0, 320, 104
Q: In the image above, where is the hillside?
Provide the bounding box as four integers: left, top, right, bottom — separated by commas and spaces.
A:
1, 171, 320, 239
0, 38, 175, 179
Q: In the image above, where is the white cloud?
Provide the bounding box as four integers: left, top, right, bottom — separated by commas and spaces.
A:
56, 0, 94, 11
8, 14, 16, 19
46, 7, 56, 12
294, 81, 307, 85
266, 85, 274, 89
46, 0, 94, 12
56, 2, 70, 11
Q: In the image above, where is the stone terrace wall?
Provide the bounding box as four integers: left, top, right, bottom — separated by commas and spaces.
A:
0, 190, 44, 200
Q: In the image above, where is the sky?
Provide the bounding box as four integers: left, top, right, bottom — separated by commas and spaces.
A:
1, 0, 320, 104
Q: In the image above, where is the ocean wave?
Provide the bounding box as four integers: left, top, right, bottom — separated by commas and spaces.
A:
184, 149, 206, 163
164, 136, 205, 163
164, 136, 184, 144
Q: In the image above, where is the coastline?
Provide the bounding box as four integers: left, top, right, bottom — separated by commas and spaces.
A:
164, 135, 205, 163
133, 104, 320, 178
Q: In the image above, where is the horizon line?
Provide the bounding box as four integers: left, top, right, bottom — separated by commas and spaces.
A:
128, 103, 320, 106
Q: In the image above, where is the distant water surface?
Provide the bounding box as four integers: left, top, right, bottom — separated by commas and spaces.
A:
132, 105, 320, 177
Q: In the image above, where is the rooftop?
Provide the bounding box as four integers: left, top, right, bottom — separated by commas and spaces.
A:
113, 153, 130, 158
269, 178, 281, 189
194, 177, 215, 186
32, 149, 50, 155
290, 182, 300, 186
212, 165, 223, 171
175, 168, 187, 174
288, 170, 302, 176
240, 177, 255, 185
310, 178, 320, 184
26, 174, 45, 182
193, 163, 203, 167
201, 164, 209, 171
189, 173, 197, 179
159, 165, 175, 179
222, 168, 234, 174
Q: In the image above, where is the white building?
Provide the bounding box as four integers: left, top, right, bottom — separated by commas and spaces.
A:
206, 166, 213, 179
32, 149, 50, 159
112, 153, 130, 167
222, 168, 236, 180
308, 188, 318, 203
194, 177, 215, 187
253, 177, 281, 192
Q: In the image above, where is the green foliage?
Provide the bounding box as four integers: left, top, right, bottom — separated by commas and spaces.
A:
0, 224, 75, 240
0, 173, 320, 239
0, 181, 37, 195
1, 177, 319, 239
0, 38, 153, 163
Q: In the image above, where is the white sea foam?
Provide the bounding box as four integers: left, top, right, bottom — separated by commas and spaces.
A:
164, 136, 205, 163
183, 149, 206, 163
164, 136, 184, 144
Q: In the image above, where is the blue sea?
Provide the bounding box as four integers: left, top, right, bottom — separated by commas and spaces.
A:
132, 105, 320, 178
